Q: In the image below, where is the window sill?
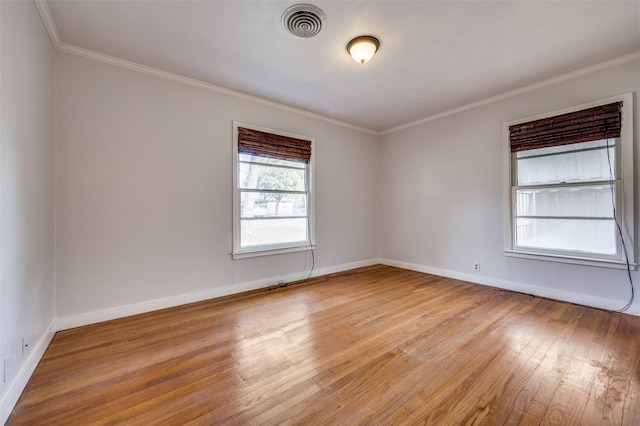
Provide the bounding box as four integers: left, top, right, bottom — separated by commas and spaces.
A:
233, 243, 315, 259
504, 249, 637, 270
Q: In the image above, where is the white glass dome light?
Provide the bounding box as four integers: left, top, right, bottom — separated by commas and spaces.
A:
347, 36, 380, 64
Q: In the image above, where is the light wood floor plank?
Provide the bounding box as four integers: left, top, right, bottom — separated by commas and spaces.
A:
7, 265, 640, 425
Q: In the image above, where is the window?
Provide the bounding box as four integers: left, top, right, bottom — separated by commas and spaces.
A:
232, 122, 314, 259
504, 94, 634, 267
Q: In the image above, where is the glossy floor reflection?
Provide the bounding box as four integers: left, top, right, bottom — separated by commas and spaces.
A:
8, 265, 640, 425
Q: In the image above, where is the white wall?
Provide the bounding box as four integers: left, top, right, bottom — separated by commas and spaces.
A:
52, 50, 640, 325
2, 5, 639, 419
0, 1, 56, 422
55, 52, 379, 326
380, 58, 640, 314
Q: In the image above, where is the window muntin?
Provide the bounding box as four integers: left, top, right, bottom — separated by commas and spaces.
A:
233, 123, 314, 258
505, 94, 634, 266
512, 139, 618, 258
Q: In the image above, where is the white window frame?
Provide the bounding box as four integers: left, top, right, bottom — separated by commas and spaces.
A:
503, 93, 635, 268
232, 121, 315, 259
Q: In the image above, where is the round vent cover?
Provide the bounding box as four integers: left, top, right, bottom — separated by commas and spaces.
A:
282, 4, 326, 38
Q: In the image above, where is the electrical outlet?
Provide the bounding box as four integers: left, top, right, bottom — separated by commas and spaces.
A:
473, 262, 480, 271
22, 336, 29, 359
3, 355, 11, 384
316, 256, 323, 267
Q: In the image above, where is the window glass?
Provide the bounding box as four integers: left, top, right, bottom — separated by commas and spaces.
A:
515, 185, 613, 218
240, 192, 307, 218
506, 96, 634, 265
513, 139, 620, 258
516, 142, 614, 186
241, 218, 308, 247
515, 218, 616, 254
516, 139, 608, 158
239, 153, 305, 168
239, 162, 306, 191
233, 123, 314, 258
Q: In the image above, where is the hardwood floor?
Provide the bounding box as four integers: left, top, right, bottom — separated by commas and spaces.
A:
7, 265, 640, 425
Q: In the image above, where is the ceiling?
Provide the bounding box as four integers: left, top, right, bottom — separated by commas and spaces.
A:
43, 0, 640, 133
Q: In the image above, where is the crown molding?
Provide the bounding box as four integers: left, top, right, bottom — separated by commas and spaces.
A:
33, 0, 640, 137
34, 0, 61, 49
59, 43, 378, 135
382, 50, 640, 135
32, 1, 376, 135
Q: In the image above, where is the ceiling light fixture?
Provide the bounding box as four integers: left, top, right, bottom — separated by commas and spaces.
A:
347, 36, 380, 64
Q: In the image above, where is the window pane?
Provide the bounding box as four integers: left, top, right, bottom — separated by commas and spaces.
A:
516, 139, 611, 158
515, 218, 616, 254
516, 185, 614, 218
241, 218, 308, 247
239, 162, 306, 191
517, 146, 614, 186
241, 192, 307, 218
239, 153, 305, 168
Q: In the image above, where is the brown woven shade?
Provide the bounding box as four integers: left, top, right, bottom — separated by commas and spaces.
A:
238, 127, 311, 163
509, 102, 622, 153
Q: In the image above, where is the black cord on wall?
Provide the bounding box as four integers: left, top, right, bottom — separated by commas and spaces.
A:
605, 136, 634, 313
306, 243, 316, 281
305, 172, 315, 281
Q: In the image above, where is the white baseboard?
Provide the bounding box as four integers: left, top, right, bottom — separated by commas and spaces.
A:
1, 319, 57, 425
56, 257, 637, 331
2, 258, 635, 424
380, 258, 638, 315
56, 258, 380, 331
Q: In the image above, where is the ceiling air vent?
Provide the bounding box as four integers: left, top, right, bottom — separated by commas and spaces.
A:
282, 4, 326, 38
